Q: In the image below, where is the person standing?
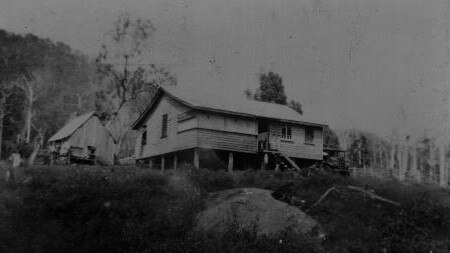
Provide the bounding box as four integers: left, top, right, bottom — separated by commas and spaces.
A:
49, 144, 57, 165
6, 151, 21, 182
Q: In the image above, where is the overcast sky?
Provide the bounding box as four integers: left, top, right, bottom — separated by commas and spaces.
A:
1, 0, 450, 139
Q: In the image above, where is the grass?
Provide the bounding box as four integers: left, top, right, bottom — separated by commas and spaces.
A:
0, 164, 450, 252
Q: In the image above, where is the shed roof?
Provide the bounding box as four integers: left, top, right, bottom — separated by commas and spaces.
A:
132, 86, 326, 129
48, 111, 96, 142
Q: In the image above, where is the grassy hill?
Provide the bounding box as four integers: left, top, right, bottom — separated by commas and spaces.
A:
1, 165, 450, 252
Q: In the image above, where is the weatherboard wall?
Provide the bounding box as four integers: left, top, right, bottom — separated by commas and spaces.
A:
196, 112, 257, 135
67, 116, 116, 164
195, 111, 257, 153
136, 95, 259, 158
135, 93, 323, 160
137, 94, 197, 158
268, 123, 323, 160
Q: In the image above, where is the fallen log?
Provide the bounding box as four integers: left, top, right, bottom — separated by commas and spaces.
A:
308, 184, 401, 212
346, 185, 401, 207
309, 186, 340, 210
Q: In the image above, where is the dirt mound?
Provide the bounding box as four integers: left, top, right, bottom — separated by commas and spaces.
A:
196, 188, 323, 237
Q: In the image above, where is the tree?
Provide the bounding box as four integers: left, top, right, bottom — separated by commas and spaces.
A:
257, 71, 287, 104
323, 126, 340, 149
246, 71, 302, 111
0, 85, 14, 159
0, 30, 40, 158
96, 13, 176, 159
0, 30, 95, 161
246, 71, 342, 155
12, 69, 51, 143
288, 100, 303, 115
96, 13, 176, 117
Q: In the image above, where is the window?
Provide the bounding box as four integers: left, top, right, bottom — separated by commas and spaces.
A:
87, 146, 96, 158
177, 110, 195, 122
161, 114, 168, 138
305, 127, 314, 144
281, 124, 292, 139
141, 130, 147, 146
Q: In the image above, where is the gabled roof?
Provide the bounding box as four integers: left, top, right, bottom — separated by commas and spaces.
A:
48, 111, 96, 142
132, 86, 327, 130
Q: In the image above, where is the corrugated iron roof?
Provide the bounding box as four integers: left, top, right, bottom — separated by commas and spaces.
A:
166, 86, 324, 124
132, 86, 326, 129
48, 111, 96, 142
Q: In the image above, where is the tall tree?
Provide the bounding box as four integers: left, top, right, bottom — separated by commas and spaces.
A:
0, 30, 39, 158
96, 13, 176, 159
246, 71, 339, 150
245, 71, 303, 114
12, 69, 51, 143
323, 126, 340, 149
0, 85, 14, 159
0, 30, 95, 161
258, 71, 287, 104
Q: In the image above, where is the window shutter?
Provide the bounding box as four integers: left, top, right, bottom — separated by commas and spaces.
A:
161, 114, 168, 138
141, 130, 147, 145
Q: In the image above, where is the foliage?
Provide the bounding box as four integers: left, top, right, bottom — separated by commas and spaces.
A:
1, 166, 450, 252
323, 126, 340, 149
0, 166, 203, 253
186, 167, 235, 192
95, 13, 175, 119
245, 71, 303, 115
280, 175, 450, 253
246, 71, 341, 151
344, 130, 388, 168
288, 100, 303, 115
95, 13, 177, 160
181, 223, 325, 253
257, 71, 287, 105
0, 30, 95, 159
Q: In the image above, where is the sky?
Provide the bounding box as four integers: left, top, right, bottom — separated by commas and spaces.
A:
1, 0, 450, 139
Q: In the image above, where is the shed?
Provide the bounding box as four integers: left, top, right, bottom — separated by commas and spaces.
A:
48, 112, 116, 165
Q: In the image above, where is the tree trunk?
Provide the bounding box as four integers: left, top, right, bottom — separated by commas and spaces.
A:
360, 147, 363, 168
412, 146, 420, 183
0, 98, 5, 159
25, 84, 34, 143
439, 143, 447, 187
25, 107, 32, 143
429, 145, 436, 182
28, 132, 43, 165
399, 145, 406, 181
372, 142, 376, 168
15, 78, 34, 144
390, 144, 395, 175
28, 144, 40, 165
114, 127, 130, 163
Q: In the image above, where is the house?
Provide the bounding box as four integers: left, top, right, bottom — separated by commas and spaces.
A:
131, 87, 327, 171
48, 111, 116, 165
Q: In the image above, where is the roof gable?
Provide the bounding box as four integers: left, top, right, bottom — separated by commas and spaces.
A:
48, 112, 97, 142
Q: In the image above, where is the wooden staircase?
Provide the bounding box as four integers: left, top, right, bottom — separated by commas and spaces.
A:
272, 152, 301, 171
257, 131, 301, 171
279, 153, 301, 171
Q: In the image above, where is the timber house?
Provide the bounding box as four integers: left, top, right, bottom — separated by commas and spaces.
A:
131, 87, 327, 171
